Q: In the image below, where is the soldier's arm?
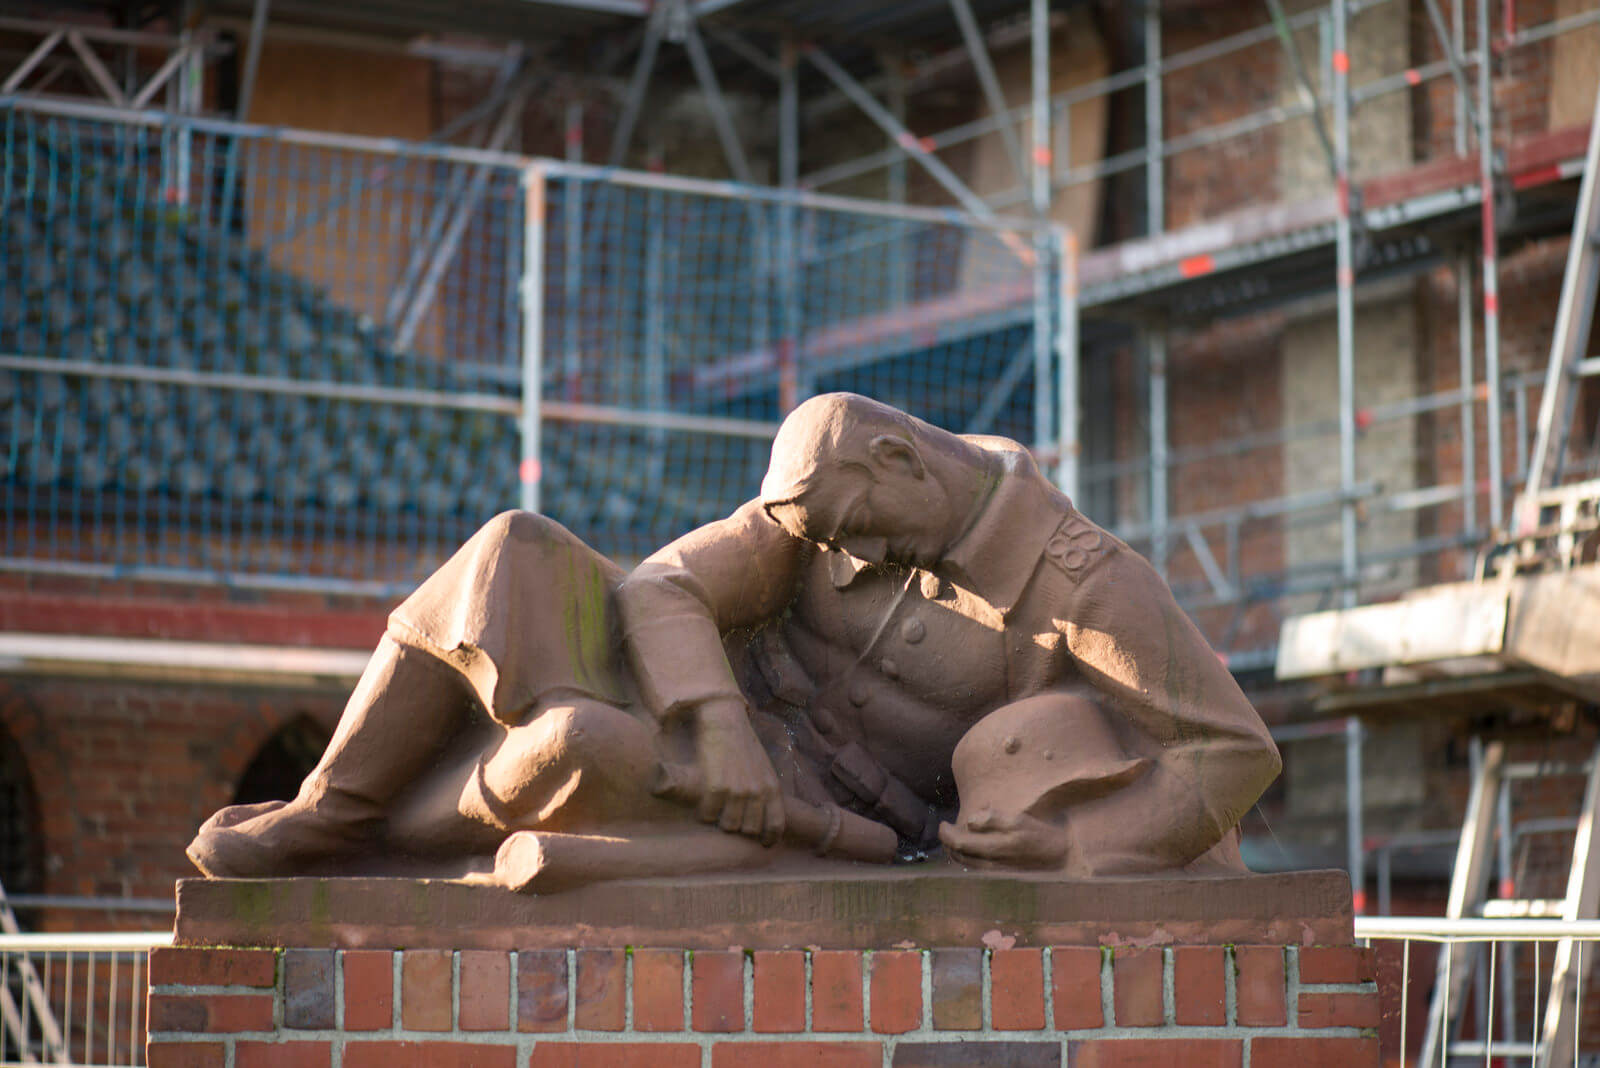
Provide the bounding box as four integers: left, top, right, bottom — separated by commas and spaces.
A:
615, 498, 807, 843
1052, 525, 1281, 866
942, 517, 1280, 873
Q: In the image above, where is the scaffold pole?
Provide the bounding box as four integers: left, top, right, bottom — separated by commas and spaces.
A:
520, 165, 547, 515
1332, 0, 1359, 608
1480, 0, 1504, 529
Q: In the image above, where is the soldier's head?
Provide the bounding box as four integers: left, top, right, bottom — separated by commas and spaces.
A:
760, 392, 987, 567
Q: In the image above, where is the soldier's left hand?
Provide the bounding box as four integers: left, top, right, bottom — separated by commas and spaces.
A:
692, 697, 786, 846
938, 809, 1067, 870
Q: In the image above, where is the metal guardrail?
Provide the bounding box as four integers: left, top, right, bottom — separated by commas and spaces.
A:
0, 932, 171, 1068
1355, 916, 1600, 1065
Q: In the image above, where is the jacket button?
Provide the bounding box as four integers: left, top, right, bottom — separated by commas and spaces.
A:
849, 681, 870, 706
880, 658, 900, 680
901, 618, 926, 644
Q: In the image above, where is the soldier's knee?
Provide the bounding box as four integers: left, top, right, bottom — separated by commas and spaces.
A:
535, 700, 652, 768
480, 509, 566, 549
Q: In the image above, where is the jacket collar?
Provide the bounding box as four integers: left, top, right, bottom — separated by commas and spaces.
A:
935, 438, 1067, 617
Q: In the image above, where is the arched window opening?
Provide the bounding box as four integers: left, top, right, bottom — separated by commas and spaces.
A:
232, 716, 331, 807
0, 721, 41, 897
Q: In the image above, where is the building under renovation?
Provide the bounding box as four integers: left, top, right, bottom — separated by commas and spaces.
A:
0, 0, 1598, 1061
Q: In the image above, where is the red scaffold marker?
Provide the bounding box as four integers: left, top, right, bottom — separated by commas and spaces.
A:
1484, 292, 1499, 315
1354, 408, 1374, 431
1178, 253, 1216, 278
519, 458, 542, 485
1033, 145, 1052, 167
1404, 68, 1422, 86
1332, 50, 1350, 74
1514, 164, 1562, 190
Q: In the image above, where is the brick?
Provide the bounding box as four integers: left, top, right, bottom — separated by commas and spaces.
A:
574, 948, 624, 1031
632, 948, 685, 1031
1112, 947, 1164, 1027
812, 950, 864, 1032
146, 1041, 226, 1067
344, 1041, 518, 1068
753, 950, 806, 1033
1250, 1036, 1380, 1068
1297, 946, 1376, 984
236, 1041, 332, 1068
1173, 946, 1225, 1026
1069, 1038, 1241, 1067
870, 950, 922, 1034
400, 949, 453, 1031
149, 948, 276, 989
693, 950, 746, 1032
283, 948, 336, 1030
518, 949, 569, 1033
1298, 990, 1380, 1029
1051, 947, 1104, 1031
148, 993, 274, 1033
531, 1042, 700, 1068
1234, 946, 1287, 1027
344, 950, 395, 1031
896, 1041, 1060, 1066
991, 948, 1046, 1030
459, 951, 510, 1031
713, 1042, 883, 1068
930, 948, 983, 1030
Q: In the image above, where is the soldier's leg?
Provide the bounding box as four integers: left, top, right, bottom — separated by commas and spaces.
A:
188, 510, 628, 877
187, 636, 473, 877
384, 696, 686, 856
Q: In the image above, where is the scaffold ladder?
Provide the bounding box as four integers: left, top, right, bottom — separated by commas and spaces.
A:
1420, 741, 1600, 1066
1422, 93, 1600, 1063
1518, 79, 1600, 532
0, 877, 68, 1064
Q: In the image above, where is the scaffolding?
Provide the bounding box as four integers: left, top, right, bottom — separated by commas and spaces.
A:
5, 0, 1599, 650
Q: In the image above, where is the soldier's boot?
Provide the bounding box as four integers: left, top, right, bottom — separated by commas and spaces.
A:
187, 637, 469, 877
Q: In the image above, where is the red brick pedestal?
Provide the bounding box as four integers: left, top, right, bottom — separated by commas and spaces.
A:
148, 870, 1379, 1067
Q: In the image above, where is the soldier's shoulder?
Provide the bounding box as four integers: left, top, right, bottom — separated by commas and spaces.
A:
1041, 505, 1112, 579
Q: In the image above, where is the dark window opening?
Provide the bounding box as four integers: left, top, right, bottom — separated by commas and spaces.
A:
232, 716, 331, 807
0, 722, 41, 897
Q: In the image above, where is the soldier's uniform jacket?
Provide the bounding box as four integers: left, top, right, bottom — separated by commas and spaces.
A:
617, 436, 1281, 875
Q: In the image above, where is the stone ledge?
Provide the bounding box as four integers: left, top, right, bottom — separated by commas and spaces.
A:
174, 867, 1352, 950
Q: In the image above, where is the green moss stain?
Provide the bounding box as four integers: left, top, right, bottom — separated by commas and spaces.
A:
563, 556, 617, 696
230, 882, 276, 929
308, 881, 331, 926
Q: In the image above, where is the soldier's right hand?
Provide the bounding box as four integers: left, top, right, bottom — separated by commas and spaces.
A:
692, 698, 786, 847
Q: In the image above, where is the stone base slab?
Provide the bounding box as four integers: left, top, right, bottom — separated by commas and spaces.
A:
174, 867, 1352, 950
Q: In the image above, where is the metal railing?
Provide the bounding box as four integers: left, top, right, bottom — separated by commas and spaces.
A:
1355, 916, 1600, 1065
2, 95, 1073, 589
0, 931, 171, 1068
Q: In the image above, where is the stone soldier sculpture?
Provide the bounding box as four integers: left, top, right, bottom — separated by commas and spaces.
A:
188, 393, 1281, 890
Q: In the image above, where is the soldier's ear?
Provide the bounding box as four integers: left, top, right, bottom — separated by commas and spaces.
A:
866, 434, 925, 480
